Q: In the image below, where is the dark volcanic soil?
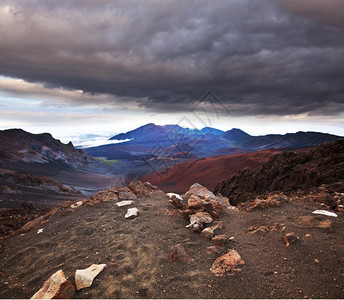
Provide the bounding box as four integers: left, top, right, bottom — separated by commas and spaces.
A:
0, 186, 343, 299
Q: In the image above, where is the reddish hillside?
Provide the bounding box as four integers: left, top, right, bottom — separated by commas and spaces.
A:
140, 149, 282, 193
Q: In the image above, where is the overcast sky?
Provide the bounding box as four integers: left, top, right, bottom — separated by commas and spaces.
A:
0, 0, 343, 143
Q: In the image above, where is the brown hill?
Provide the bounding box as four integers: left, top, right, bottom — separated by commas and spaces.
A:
140, 149, 281, 193
214, 139, 344, 206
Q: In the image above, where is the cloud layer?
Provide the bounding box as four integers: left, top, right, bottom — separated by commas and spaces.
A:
0, 0, 344, 116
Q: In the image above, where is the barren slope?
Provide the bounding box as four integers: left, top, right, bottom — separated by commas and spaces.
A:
141, 149, 281, 193
1, 182, 343, 299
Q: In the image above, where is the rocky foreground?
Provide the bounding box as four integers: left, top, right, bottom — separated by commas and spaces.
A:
0, 181, 343, 299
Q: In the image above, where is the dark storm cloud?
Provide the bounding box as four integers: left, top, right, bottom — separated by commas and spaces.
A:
0, 0, 344, 116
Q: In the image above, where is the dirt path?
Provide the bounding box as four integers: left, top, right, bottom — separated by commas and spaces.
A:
0, 189, 343, 298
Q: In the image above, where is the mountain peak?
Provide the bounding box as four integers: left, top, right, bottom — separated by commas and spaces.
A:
201, 127, 224, 135
222, 128, 250, 141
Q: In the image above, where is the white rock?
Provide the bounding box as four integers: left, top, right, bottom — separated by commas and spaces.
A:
312, 210, 338, 217
31, 270, 75, 299
125, 207, 139, 219
75, 264, 106, 291
166, 193, 183, 201
116, 200, 134, 207
71, 201, 83, 208
37, 229, 43, 234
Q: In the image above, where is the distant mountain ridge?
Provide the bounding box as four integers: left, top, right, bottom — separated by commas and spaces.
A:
85, 123, 341, 181
108, 123, 341, 150
236, 131, 340, 150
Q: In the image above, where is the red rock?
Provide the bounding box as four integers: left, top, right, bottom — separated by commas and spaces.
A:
31, 270, 75, 299
185, 189, 224, 213
210, 249, 245, 276
201, 221, 224, 239
204, 246, 220, 256
128, 181, 159, 196
19, 215, 44, 233
284, 232, 299, 246
186, 195, 204, 210
211, 234, 230, 245
169, 243, 194, 263
201, 227, 215, 239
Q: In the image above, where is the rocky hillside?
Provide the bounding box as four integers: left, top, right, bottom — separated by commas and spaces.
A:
1, 181, 343, 298
214, 139, 344, 206
0, 129, 89, 167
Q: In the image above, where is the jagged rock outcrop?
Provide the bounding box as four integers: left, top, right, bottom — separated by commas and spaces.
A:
214, 139, 344, 206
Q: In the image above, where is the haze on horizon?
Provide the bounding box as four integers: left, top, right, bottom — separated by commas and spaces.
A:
0, 0, 343, 143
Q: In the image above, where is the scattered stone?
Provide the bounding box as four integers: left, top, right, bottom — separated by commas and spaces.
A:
314, 259, 320, 263
243, 194, 282, 212
128, 181, 159, 196
88, 187, 119, 205
125, 208, 139, 219
210, 249, 245, 276
185, 194, 224, 214
118, 187, 137, 200
284, 232, 299, 246
211, 234, 230, 246
169, 243, 194, 263
186, 195, 206, 210
116, 200, 134, 207
166, 193, 183, 201
201, 227, 215, 239
31, 270, 75, 299
248, 225, 269, 234
19, 215, 44, 233
312, 210, 338, 217
248, 223, 284, 234
204, 246, 220, 256
216, 193, 238, 210
75, 264, 106, 291
185, 183, 216, 200
201, 221, 225, 239
37, 229, 43, 234
71, 201, 83, 208
186, 212, 213, 232
167, 193, 185, 209
305, 234, 311, 237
